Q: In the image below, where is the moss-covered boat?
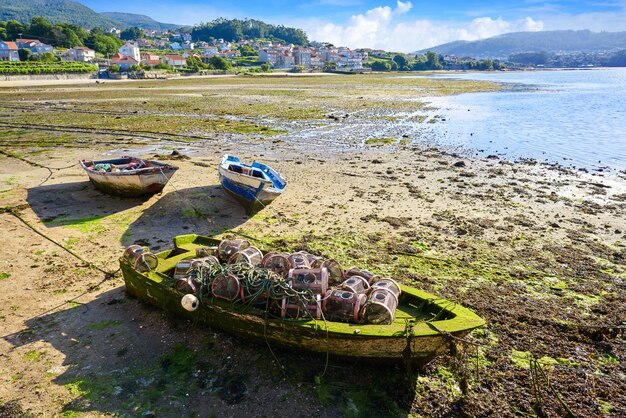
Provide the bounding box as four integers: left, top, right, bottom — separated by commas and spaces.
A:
120, 234, 485, 365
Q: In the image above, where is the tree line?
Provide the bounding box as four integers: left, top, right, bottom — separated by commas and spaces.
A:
0, 17, 124, 56
191, 18, 309, 46
367, 52, 504, 72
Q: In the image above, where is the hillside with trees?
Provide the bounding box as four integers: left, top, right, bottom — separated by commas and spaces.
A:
417, 30, 626, 59
100, 12, 183, 32
0, 17, 123, 56
192, 18, 308, 45
366, 51, 504, 72
0, 0, 117, 29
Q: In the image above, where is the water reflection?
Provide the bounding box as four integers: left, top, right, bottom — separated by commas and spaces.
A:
406, 69, 626, 171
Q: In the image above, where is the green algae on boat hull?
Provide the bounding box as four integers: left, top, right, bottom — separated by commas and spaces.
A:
120, 234, 485, 364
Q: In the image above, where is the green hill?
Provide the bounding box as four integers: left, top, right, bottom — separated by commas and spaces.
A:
417, 30, 626, 59
0, 0, 117, 29
100, 12, 183, 31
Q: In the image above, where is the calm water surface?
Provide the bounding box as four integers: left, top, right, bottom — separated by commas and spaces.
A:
414, 69, 626, 172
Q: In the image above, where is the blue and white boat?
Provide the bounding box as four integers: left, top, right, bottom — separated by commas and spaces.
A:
218, 155, 286, 214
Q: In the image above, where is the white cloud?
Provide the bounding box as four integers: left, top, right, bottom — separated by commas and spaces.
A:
393, 0, 413, 16
303, 2, 544, 52
520, 16, 545, 32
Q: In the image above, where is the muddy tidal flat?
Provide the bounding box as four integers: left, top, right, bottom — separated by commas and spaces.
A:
0, 74, 625, 417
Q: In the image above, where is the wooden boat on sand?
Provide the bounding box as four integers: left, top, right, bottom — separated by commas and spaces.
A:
80, 156, 178, 197
120, 234, 485, 365
218, 155, 286, 213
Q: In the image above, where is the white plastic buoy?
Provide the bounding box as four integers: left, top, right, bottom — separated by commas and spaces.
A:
181, 294, 199, 312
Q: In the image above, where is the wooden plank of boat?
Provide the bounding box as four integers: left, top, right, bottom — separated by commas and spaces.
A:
218, 155, 286, 214
79, 156, 178, 197
120, 234, 485, 366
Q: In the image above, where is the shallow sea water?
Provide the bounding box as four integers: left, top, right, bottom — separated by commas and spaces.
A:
407, 68, 626, 172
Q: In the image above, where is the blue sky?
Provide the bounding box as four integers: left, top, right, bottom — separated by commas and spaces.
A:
80, 0, 626, 51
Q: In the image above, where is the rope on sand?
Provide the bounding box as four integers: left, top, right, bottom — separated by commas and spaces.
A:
0, 206, 120, 339
4, 206, 119, 277
0, 149, 78, 185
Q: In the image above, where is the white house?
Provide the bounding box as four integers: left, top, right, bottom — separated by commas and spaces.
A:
62, 47, 95, 62
163, 54, 186, 68
203, 46, 218, 57
118, 42, 140, 62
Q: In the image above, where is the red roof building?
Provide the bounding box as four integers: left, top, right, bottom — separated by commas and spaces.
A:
111, 53, 139, 69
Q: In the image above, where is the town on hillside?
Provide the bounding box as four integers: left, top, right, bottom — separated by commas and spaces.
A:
0, 27, 380, 73
0, 17, 500, 76
2, 17, 625, 75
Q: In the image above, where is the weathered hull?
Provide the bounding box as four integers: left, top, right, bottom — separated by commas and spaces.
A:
219, 167, 282, 213
120, 235, 485, 364
80, 157, 178, 197
87, 169, 176, 197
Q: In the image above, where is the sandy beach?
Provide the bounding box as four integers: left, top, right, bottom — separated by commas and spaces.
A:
0, 74, 624, 416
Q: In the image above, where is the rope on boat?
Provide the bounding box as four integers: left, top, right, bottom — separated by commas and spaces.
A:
191, 262, 320, 317
402, 319, 416, 379
0, 149, 79, 186
188, 260, 331, 377
262, 296, 285, 372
